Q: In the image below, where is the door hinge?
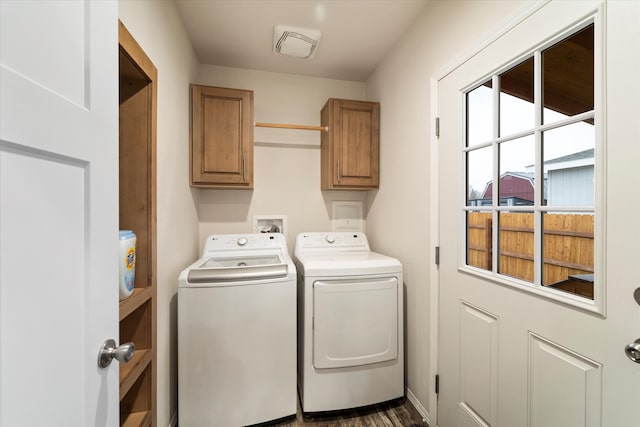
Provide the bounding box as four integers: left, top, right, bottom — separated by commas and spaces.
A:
435, 246, 440, 266
435, 374, 440, 394
435, 117, 440, 138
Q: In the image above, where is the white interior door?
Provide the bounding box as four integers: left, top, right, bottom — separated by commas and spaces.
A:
0, 1, 119, 426
437, 1, 640, 426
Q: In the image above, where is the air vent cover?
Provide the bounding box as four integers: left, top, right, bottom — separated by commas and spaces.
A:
273, 25, 321, 59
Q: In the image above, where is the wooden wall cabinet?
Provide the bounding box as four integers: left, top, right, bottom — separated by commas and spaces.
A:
321, 98, 380, 190
119, 22, 157, 427
190, 84, 254, 188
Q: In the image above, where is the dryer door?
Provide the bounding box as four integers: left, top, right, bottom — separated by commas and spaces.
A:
313, 277, 398, 369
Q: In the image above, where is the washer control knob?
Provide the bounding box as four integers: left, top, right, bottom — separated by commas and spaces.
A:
326, 235, 336, 244
237, 237, 248, 246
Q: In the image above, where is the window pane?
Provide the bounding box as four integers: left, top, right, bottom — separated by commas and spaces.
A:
498, 212, 534, 283
542, 24, 594, 124
467, 211, 492, 271
542, 212, 594, 299
467, 80, 493, 147
467, 146, 493, 206
499, 135, 535, 206
499, 57, 534, 136
542, 122, 595, 206
461, 22, 599, 307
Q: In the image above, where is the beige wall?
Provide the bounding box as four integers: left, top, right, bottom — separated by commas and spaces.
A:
118, 1, 200, 426
195, 65, 368, 252
365, 0, 527, 418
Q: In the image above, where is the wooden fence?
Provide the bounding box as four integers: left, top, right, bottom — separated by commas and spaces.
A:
467, 212, 594, 286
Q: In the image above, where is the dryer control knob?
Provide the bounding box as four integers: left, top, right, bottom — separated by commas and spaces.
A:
326, 235, 336, 244
237, 237, 248, 246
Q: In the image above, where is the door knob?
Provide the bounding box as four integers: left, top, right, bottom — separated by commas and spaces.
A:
98, 339, 135, 368
625, 339, 640, 363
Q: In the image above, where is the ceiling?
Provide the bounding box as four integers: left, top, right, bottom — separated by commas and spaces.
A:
173, 0, 429, 82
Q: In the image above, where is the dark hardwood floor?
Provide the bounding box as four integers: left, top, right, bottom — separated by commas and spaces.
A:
268, 397, 429, 427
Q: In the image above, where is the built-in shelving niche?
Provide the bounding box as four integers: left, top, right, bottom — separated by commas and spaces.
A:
118, 20, 157, 427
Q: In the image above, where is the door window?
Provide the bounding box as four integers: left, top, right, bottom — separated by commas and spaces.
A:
464, 23, 597, 304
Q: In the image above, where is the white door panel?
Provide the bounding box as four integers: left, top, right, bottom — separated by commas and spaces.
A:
528, 333, 602, 427
0, 1, 118, 426
437, 1, 639, 426
0, 1, 86, 106
458, 302, 498, 427
1, 148, 89, 426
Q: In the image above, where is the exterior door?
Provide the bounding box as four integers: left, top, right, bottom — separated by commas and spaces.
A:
0, 2, 119, 426
437, 1, 640, 426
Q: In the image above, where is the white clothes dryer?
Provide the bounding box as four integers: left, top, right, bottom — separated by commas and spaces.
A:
178, 233, 296, 426
294, 232, 404, 413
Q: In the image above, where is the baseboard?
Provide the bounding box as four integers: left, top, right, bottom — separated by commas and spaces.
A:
169, 411, 178, 427
406, 387, 431, 426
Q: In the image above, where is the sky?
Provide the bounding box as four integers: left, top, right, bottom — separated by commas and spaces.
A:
466, 86, 595, 195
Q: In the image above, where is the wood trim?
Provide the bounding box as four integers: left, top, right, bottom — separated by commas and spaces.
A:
119, 22, 157, 84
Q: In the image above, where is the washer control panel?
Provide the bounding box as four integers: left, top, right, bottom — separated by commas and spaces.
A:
202, 233, 286, 254
296, 232, 370, 252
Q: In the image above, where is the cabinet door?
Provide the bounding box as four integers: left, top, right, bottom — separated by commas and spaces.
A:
322, 99, 379, 189
191, 85, 253, 188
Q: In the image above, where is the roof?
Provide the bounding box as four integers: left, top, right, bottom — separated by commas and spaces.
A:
544, 148, 594, 165
481, 171, 535, 199
525, 148, 594, 169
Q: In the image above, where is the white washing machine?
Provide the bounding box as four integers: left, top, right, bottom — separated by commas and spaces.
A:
294, 232, 404, 413
178, 233, 296, 426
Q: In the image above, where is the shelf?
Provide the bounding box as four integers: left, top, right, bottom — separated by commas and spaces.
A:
120, 349, 152, 399
121, 411, 151, 427
119, 286, 153, 321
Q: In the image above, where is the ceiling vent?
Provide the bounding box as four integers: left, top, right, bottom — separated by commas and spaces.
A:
273, 25, 321, 59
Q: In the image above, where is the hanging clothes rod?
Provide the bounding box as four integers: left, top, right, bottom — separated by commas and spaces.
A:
255, 122, 328, 132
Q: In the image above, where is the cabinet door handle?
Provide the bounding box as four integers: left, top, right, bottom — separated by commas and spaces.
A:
337, 159, 341, 182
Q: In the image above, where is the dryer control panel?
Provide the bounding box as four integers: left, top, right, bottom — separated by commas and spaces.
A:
295, 232, 370, 252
